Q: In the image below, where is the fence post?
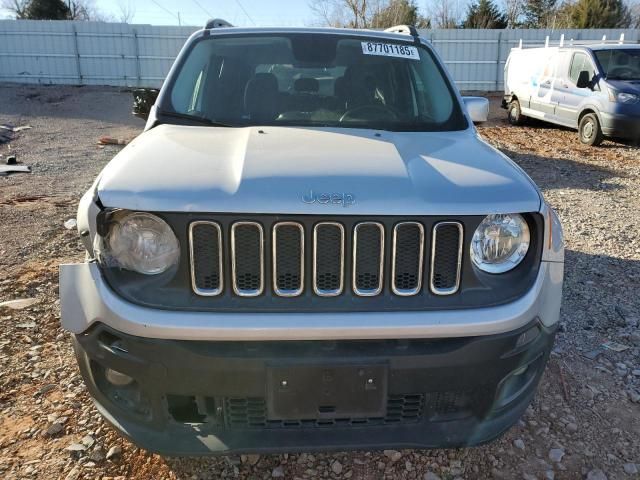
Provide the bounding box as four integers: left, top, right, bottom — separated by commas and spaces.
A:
495, 31, 503, 92
71, 23, 82, 85
133, 27, 141, 87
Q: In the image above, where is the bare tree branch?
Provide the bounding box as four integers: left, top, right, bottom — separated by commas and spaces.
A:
1, 0, 29, 19
426, 0, 462, 27
116, 0, 135, 23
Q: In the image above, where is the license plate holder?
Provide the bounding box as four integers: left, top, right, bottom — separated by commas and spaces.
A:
266, 363, 388, 420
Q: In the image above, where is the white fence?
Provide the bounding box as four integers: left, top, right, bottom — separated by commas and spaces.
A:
0, 20, 638, 91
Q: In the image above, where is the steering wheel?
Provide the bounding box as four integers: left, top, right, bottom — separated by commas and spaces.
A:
339, 104, 398, 123
608, 66, 635, 79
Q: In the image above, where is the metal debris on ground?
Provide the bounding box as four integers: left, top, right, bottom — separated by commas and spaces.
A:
0, 298, 38, 310
64, 218, 77, 230
0, 124, 32, 144
581, 348, 605, 360
98, 136, 129, 146
601, 341, 631, 352
0, 164, 31, 176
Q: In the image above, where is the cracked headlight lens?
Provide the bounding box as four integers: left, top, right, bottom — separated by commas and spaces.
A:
470, 214, 530, 274
102, 212, 179, 275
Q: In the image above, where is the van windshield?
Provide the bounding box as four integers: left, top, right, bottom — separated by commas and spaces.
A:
161, 33, 467, 131
594, 49, 640, 80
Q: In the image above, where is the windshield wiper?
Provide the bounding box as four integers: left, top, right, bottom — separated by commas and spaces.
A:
156, 110, 234, 127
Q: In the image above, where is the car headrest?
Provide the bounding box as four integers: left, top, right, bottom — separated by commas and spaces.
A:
294, 77, 319, 93
244, 73, 279, 121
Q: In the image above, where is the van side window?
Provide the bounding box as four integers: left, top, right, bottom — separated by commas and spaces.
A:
569, 52, 595, 84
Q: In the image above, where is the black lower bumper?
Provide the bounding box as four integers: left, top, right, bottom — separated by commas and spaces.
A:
73, 320, 556, 455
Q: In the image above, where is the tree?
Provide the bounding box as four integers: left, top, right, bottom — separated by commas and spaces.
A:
370, 0, 430, 28
309, 0, 373, 28
2, 0, 107, 20
310, 0, 430, 28
116, 0, 135, 23
569, 0, 632, 28
427, 0, 462, 27
503, 0, 524, 27
463, 0, 507, 27
522, 0, 557, 28
24, 0, 70, 19
1, 0, 29, 18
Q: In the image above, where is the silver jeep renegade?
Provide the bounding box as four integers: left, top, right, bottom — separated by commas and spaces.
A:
60, 21, 564, 455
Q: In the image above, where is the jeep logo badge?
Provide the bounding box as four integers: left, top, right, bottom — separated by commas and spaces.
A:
302, 190, 355, 208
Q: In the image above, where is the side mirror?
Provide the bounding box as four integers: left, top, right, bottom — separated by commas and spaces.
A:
463, 96, 489, 123
132, 88, 160, 120
576, 70, 591, 89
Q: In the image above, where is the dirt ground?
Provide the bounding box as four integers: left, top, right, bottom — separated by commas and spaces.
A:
0, 84, 639, 480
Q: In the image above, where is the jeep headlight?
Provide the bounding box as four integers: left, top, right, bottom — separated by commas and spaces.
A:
470, 214, 530, 274
101, 212, 179, 275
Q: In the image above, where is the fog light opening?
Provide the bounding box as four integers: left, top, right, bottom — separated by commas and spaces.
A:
515, 325, 540, 349
105, 368, 134, 386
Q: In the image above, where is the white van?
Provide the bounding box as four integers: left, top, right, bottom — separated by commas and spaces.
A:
503, 40, 640, 146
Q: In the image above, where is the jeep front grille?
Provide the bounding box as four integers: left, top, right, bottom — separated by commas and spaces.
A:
189, 218, 464, 298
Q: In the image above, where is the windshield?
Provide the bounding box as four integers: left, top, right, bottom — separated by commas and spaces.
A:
594, 48, 640, 80
162, 33, 467, 131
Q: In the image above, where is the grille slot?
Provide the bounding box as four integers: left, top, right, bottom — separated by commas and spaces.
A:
352, 222, 384, 296
313, 222, 345, 297
272, 222, 304, 297
224, 394, 424, 429
231, 222, 264, 297
430, 222, 463, 295
189, 221, 223, 296
391, 222, 425, 296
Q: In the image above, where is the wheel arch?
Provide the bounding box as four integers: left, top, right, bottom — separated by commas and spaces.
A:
578, 106, 601, 124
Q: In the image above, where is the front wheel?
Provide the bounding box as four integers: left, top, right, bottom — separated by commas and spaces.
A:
578, 113, 604, 146
507, 100, 525, 125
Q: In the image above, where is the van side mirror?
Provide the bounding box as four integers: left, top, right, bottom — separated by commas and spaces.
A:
576, 71, 591, 89
463, 96, 489, 123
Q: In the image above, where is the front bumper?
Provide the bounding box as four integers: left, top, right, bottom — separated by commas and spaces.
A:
74, 319, 556, 455
600, 111, 640, 140
60, 261, 563, 341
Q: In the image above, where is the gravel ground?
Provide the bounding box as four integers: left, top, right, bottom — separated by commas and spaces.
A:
0, 84, 639, 480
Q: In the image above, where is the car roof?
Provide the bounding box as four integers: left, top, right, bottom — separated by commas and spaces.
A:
200, 26, 419, 44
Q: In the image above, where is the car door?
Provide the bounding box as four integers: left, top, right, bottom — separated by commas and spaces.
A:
556, 50, 597, 126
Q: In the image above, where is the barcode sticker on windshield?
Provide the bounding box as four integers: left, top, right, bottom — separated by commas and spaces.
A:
361, 42, 419, 60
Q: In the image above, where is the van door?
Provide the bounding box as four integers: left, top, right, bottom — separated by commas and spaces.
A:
529, 51, 559, 117
556, 51, 597, 126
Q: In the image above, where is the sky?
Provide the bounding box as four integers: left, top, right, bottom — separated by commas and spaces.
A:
95, 0, 313, 27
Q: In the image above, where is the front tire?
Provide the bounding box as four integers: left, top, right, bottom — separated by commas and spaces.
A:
508, 100, 525, 125
578, 113, 604, 146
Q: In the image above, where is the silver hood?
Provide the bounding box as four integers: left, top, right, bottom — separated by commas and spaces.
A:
97, 124, 541, 215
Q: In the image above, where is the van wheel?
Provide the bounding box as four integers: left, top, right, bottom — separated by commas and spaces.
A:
508, 100, 525, 125
578, 113, 604, 146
